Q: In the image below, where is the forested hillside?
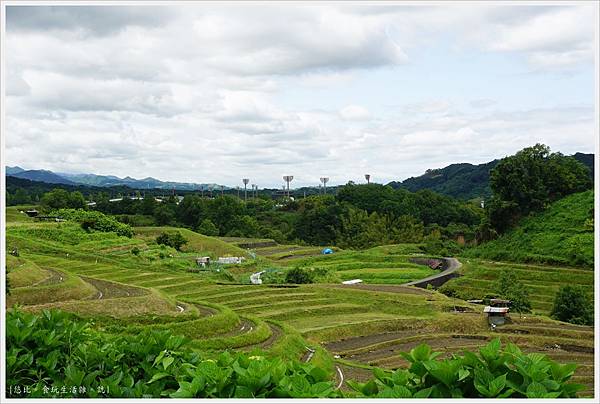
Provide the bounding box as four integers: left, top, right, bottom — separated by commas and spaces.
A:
388, 153, 593, 200
464, 190, 594, 267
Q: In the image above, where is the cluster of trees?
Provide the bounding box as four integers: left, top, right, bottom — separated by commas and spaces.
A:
33, 183, 482, 250
486, 144, 592, 234
13, 144, 591, 252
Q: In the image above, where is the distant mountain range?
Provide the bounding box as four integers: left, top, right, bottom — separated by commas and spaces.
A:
6, 152, 594, 197
6, 167, 226, 191
388, 152, 594, 200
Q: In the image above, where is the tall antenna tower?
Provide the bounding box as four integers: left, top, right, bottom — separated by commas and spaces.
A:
221, 185, 224, 197
252, 184, 257, 199
242, 178, 250, 201
365, 174, 371, 184
320, 177, 329, 194
283, 176, 294, 198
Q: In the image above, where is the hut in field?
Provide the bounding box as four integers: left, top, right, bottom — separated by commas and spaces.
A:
196, 256, 210, 267
484, 306, 510, 325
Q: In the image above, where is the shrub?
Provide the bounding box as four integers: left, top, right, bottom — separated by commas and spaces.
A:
285, 267, 314, 284
196, 219, 219, 236
131, 246, 140, 256
156, 231, 188, 251
53, 209, 133, 238
551, 285, 593, 325
350, 339, 584, 398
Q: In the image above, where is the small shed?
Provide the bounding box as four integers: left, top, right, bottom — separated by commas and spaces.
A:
25, 209, 39, 217
484, 306, 510, 325
217, 257, 245, 264
196, 257, 211, 267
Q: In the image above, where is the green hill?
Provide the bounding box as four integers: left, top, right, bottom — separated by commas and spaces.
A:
465, 190, 594, 268
388, 153, 593, 200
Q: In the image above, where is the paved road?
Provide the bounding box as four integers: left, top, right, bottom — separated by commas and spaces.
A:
403, 257, 462, 287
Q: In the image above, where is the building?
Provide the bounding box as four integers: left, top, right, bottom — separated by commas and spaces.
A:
484, 306, 510, 325
196, 257, 210, 267
217, 257, 245, 265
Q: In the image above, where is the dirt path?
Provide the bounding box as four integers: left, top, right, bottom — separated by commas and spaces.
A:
403, 257, 462, 288
34, 268, 65, 286
80, 276, 148, 299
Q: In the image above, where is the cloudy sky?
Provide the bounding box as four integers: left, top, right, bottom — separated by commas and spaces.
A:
4, 3, 597, 188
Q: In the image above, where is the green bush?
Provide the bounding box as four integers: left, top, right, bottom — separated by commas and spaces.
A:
53, 209, 133, 238
156, 231, 188, 251
285, 267, 315, 284
131, 246, 141, 256
196, 219, 219, 236
350, 339, 583, 398
551, 285, 593, 326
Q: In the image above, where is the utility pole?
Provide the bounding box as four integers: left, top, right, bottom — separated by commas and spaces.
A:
221, 185, 224, 197
242, 179, 249, 201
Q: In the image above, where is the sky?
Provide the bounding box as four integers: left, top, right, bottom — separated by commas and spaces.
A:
4, 3, 598, 188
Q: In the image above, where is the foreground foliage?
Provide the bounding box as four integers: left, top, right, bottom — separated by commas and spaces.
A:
7, 309, 584, 398
348, 340, 584, 398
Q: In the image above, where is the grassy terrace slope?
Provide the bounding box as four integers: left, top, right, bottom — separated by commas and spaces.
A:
439, 260, 594, 314
5, 206, 595, 396
465, 190, 594, 268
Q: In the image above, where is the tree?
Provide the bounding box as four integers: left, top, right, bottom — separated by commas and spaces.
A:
141, 195, 158, 216
10, 188, 31, 205
67, 191, 86, 209
156, 231, 188, 251
336, 206, 388, 249
285, 267, 314, 284
196, 219, 219, 236
41, 188, 70, 210
154, 205, 176, 226
496, 270, 531, 315
551, 285, 593, 325
489, 144, 592, 232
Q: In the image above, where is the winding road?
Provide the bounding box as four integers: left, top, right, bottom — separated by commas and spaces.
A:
402, 257, 462, 288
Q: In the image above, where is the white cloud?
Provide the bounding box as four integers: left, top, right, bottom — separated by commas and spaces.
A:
4, 4, 596, 187
339, 105, 371, 121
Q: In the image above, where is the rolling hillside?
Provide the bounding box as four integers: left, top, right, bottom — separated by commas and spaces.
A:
388, 153, 594, 200
465, 190, 594, 268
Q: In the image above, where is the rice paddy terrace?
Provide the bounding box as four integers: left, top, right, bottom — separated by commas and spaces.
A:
5, 207, 595, 397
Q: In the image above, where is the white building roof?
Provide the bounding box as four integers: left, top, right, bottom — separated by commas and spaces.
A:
483, 306, 509, 314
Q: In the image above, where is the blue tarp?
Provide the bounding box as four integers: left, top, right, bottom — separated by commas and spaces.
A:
322, 248, 333, 254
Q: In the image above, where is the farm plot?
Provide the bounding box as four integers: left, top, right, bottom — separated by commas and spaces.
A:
440, 259, 594, 313
5, 215, 595, 397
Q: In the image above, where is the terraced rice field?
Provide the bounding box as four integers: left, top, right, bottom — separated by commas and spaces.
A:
440, 259, 595, 314
5, 211, 595, 397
